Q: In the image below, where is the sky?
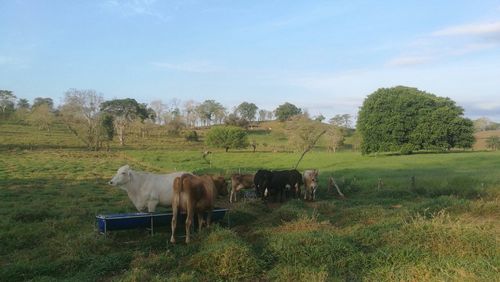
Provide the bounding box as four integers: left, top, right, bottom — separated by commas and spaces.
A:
1, 0, 500, 121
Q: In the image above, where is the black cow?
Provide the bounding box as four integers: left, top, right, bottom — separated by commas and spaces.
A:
254, 169, 273, 199
266, 169, 303, 202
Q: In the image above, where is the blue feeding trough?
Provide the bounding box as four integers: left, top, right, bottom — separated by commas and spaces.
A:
96, 208, 229, 236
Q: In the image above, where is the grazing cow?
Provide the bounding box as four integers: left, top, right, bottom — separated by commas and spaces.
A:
170, 174, 216, 244
207, 175, 228, 197
230, 173, 255, 203
108, 165, 191, 212
254, 169, 273, 199
267, 170, 303, 202
303, 169, 319, 201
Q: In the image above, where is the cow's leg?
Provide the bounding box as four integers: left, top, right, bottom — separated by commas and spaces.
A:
170, 206, 177, 244
197, 211, 204, 232
147, 199, 159, 213
304, 187, 308, 200
185, 202, 193, 243
230, 190, 234, 203
206, 210, 212, 228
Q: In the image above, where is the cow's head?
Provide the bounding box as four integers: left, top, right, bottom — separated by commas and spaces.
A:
309, 170, 319, 189
214, 176, 229, 196
108, 165, 132, 187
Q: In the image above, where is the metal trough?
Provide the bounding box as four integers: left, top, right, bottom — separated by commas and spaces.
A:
96, 207, 229, 236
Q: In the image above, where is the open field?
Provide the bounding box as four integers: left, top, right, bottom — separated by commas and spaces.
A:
1, 122, 499, 281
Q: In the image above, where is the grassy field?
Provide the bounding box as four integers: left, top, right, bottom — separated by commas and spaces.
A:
0, 122, 499, 281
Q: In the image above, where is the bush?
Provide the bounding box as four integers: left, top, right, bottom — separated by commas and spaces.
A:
183, 130, 199, 142
205, 126, 249, 152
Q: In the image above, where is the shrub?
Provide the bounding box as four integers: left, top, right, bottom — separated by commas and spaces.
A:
183, 130, 199, 142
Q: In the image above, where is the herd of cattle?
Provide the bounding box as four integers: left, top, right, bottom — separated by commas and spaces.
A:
108, 165, 319, 243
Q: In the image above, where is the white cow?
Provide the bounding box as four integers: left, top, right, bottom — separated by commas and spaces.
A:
303, 169, 319, 201
108, 165, 191, 212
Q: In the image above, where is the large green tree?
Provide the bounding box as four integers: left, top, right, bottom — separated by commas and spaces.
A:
205, 126, 249, 152
357, 86, 474, 154
274, 102, 302, 122
32, 97, 54, 111
195, 100, 226, 126
235, 102, 258, 122
100, 98, 153, 146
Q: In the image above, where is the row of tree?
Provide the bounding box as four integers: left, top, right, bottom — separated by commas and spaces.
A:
1, 88, 354, 151
2, 86, 487, 154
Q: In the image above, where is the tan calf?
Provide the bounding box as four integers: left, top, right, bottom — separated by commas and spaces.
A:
230, 173, 255, 203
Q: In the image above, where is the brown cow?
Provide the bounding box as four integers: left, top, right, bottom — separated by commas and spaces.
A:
170, 174, 216, 244
230, 173, 255, 203
208, 175, 229, 197
303, 169, 319, 201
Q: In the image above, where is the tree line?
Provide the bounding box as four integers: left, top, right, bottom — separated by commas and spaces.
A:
2, 86, 495, 153
0, 88, 354, 151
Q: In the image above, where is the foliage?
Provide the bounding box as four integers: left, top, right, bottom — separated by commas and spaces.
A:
59, 88, 105, 150
0, 90, 16, 119
205, 125, 249, 152
285, 115, 326, 151
326, 125, 345, 152
183, 130, 199, 142
329, 114, 352, 129
314, 114, 326, 122
32, 97, 54, 111
27, 104, 55, 131
224, 113, 249, 128
165, 116, 186, 136
274, 102, 302, 122
473, 117, 499, 132
486, 136, 500, 150
235, 102, 258, 122
195, 100, 226, 126
100, 98, 153, 146
101, 114, 114, 141
16, 98, 30, 109
357, 86, 475, 154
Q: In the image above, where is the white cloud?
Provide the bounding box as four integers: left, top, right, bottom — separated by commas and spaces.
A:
386, 19, 500, 68
432, 21, 500, 37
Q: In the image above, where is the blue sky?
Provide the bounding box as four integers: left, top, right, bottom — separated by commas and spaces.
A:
1, 0, 500, 120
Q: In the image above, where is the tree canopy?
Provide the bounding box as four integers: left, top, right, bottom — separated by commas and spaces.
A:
0, 90, 16, 118
32, 97, 54, 110
205, 125, 249, 152
357, 86, 474, 154
235, 102, 258, 122
274, 102, 302, 122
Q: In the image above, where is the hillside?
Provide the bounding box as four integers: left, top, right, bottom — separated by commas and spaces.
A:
474, 130, 500, 150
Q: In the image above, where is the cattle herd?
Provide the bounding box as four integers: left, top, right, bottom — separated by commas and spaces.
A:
108, 165, 319, 243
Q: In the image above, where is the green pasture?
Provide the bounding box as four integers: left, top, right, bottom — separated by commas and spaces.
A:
0, 122, 499, 281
